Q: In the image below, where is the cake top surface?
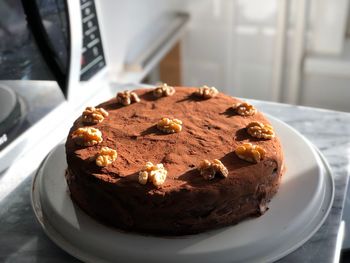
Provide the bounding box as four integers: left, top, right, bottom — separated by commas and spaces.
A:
65, 87, 282, 194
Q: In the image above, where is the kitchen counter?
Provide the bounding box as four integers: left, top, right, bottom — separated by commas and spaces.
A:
0, 99, 349, 262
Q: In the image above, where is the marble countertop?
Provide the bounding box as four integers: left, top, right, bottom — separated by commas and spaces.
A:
0, 100, 349, 263
252, 101, 350, 263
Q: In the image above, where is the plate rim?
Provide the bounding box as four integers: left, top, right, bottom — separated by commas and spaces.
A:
30, 115, 335, 263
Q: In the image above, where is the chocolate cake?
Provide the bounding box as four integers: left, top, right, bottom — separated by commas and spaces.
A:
65, 86, 284, 235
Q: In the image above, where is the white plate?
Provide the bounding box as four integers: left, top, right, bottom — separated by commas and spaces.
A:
31, 115, 334, 263
0, 85, 17, 123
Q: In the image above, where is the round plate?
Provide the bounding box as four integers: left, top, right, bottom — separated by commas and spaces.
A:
0, 85, 17, 124
31, 116, 334, 263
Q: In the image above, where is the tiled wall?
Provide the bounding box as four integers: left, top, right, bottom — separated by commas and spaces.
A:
182, 0, 278, 100
98, 0, 350, 111
99, 0, 279, 101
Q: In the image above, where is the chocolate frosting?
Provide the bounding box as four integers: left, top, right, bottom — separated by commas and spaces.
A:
65, 87, 284, 235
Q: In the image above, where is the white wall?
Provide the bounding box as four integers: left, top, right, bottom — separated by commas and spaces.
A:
181, 0, 278, 100
182, 0, 350, 111
98, 0, 279, 101
301, 0, 350, 112
97, 0, 186, 80
97, 0, 350, 112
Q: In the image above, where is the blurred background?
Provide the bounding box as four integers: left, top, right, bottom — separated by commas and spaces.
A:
100, 0, 350, 112
1, 0, 349, 111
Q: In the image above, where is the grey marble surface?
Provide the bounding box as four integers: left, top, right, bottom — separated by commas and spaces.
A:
0, 100, 349, 263
251, 101, 350, 263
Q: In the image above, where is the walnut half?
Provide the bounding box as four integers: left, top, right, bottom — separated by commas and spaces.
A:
138, 161, 168, 188
82, 106, 109, 124
72, 127, 103, 146
232, 102, 257, 116
235, 143, 266, 163
153, 83, 175, 97
194, 85, 219, 99
157, 117, 182, 133
246, 121, 275, 139
116, 90, 141, 106
95, 147, 117, 166
197, 159, 228, 180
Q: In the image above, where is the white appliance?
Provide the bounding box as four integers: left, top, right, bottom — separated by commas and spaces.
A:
0, 0, 188, 172
0, 0, 188, 200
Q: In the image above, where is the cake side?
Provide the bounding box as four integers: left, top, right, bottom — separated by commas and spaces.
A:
65, 87, 284, 235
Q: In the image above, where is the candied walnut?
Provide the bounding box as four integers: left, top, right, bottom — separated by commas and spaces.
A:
246, 121, 275, 139
232, 102, 257, 116
116, 90, 141, 105
157, 117, 182, 133
138, 161, 167, 187
82, 106, 109, 124
198, 159, 213, 180
151, 170, 167, 188
153, 83, 175, 97
138, 171, 148, 185
211, 159, 229, 177
194, 85, 219, 99
95, 147, 117, 167
197, 159, 228, 180
72, 127, 103, 146
235, 143, 266, 163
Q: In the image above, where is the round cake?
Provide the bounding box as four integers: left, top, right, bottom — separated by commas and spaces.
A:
65, 86, 284, 235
